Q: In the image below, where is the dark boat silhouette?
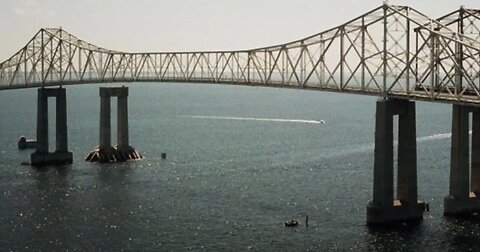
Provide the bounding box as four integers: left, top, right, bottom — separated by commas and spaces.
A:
284, 220, 299, 227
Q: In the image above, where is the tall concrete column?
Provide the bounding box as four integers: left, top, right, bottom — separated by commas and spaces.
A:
472, 109, 480, 195
86, 86, 141, 163
372, 99, 394, 207
117, 95, 129, 149
99, 95, 111, 149
397, 100, 417, 204
449, 104, 470, 200
36, 89, 49, 154
31, 87, 72, 166
445, 105, 480, 215
367, 98, 425, 225
56, 88, 68, 152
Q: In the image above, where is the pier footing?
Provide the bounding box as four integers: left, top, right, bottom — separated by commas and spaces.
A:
445, 193, 480, 216
86, 146, 142, 163
31, 151, 73, 166
367, 200, 426, 225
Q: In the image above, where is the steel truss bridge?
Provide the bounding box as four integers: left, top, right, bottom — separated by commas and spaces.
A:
1, 4, 479, 104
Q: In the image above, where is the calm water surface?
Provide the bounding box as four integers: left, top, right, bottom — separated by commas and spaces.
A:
1, 82, 480, 251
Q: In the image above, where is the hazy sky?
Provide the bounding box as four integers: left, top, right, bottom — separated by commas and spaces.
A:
0, 0, 478, 61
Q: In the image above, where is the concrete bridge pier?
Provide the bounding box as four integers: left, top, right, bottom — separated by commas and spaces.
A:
367, 98, 426, 225
85, 86, 142, 163
444, 105, 480, 215
31, 88, 73, 166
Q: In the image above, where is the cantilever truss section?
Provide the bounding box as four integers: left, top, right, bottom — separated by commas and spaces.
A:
0, 4, 479, 104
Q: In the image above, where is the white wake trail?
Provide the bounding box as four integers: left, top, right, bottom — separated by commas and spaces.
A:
180, 115, 324, 124
416, 133, 452, 142
417, 130, 472, 143
325, 132, 456, 159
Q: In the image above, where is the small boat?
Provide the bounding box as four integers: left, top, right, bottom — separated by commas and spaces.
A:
284, 219, 299, 227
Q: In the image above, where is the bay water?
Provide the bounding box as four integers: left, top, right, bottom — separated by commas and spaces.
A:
1, 82, 479, 251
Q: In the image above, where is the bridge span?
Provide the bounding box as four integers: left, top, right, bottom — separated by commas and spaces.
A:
1, 4, 479, 225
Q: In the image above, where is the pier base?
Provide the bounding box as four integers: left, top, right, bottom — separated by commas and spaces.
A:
367, 98, 425, 225
367, 200, 426, 225
445, 193, 480, 215
31, 151, 73, 166
86, 146, 142, 163
444, 105, 480, 215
